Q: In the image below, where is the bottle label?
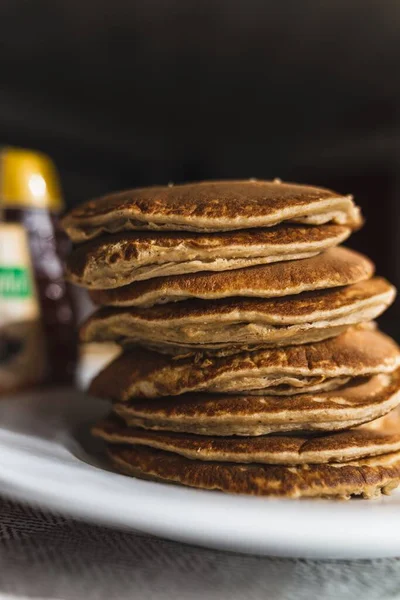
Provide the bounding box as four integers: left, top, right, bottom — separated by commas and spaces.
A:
0, 223, 46, 391
0, 223, 39, 321
0, 267, 33, 298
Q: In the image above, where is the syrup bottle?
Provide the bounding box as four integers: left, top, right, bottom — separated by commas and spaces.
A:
0, 147, 77, 389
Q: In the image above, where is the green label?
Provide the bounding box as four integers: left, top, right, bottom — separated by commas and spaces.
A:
0, 267, 33, 298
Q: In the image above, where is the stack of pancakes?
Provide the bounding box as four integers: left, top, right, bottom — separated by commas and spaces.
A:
62, 180, 400, 499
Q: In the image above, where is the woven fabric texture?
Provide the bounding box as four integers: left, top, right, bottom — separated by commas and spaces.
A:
1, 497, 400, 600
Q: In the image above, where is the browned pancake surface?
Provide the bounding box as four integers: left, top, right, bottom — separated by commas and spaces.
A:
82, 278, 391, 326
93, 410, 400, 464
88, 327, 400, 399
108, 444, 400, 498
110, 370, 400, 435
80, 278, 395, 355
61, 180, 362, 241
67, 224, 351, 288
90, 247, 373, 307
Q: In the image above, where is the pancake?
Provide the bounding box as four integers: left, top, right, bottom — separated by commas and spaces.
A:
80, 278, 396, 355
61, 180, 362, 242
89, 247, 373, 308
93, 410, 400, 464
108, 445, 400, 498
111, 370, 400, 435
89, 327, 400, 399
66, 224, 351, 289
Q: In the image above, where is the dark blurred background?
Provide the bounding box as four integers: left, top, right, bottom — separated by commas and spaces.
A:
1, 0, 400, 331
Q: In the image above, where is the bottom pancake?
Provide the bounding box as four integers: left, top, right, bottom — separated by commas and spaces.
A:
92, 410, 400, 464
108, 444, 400, 499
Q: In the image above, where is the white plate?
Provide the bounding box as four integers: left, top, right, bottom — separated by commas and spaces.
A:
1, 388, 400, 559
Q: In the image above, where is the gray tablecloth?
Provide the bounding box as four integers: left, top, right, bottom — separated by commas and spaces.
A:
1, 498, 400, 600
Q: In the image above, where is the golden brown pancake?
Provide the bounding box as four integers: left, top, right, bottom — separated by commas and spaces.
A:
89, 247, 373, 308
66, 224, 351, 289
88, 327, 400, 399
111, 370, 400, 435
61, 180, 362, 242
81, 278, 396, 355
108, 444, 400, 498
93, 410, 400, 464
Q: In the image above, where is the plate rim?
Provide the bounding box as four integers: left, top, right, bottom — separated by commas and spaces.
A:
1, 389, 400, 559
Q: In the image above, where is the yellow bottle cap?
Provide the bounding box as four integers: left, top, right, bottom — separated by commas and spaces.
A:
0, 147, 64, 212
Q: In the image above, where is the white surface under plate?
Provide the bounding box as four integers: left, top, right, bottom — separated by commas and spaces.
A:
1, 388, 400, 559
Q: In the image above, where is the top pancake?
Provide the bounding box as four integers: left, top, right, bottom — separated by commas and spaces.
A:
89, 246, 373, 308
61, 180, 362, 242
66, 224, 351, 288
